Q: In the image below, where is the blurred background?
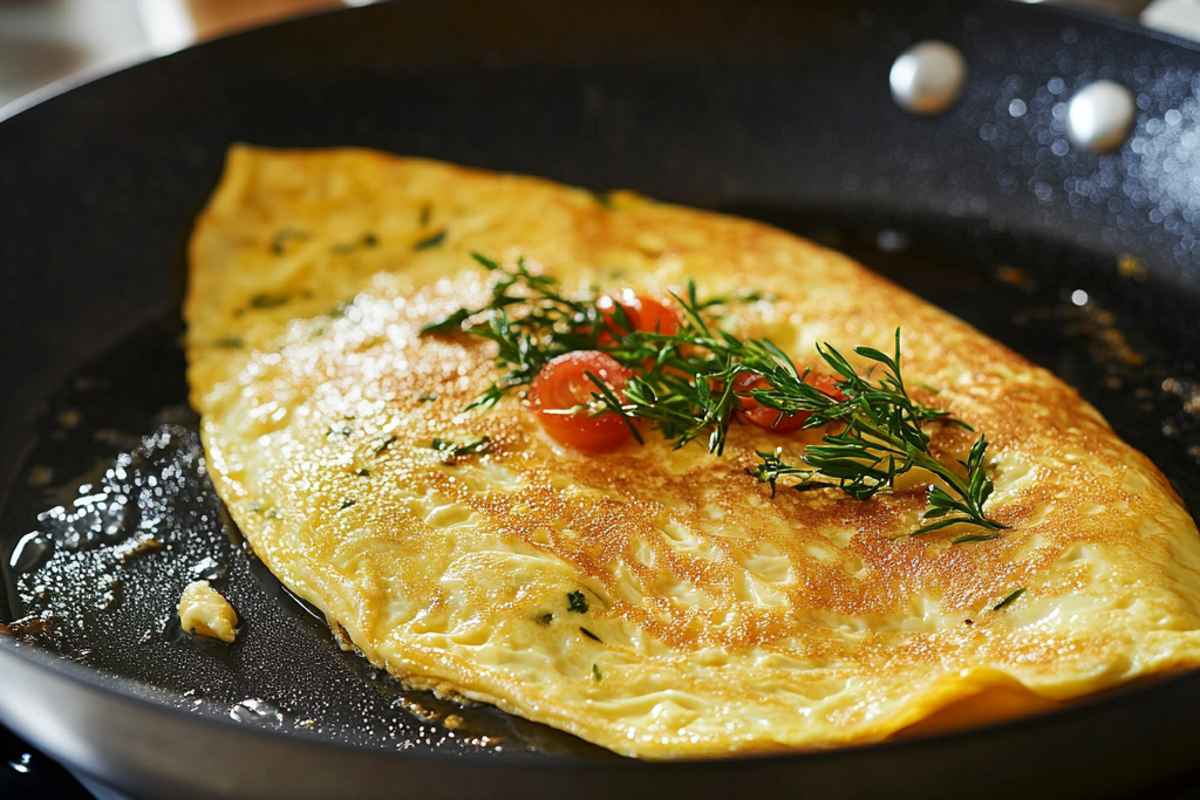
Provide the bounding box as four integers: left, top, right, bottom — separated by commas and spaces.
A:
0, 0, 372, 111
1, 0, 1199, 113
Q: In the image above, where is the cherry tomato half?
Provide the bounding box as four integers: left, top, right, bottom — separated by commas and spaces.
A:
596, 290, 680, 342
529, 351, 634, 452
734, 372, 844, 433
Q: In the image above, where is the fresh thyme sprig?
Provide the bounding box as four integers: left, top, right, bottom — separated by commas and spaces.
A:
421, 253, 1006, 537
421, 253, 606, 409
747, 335, 1004, 538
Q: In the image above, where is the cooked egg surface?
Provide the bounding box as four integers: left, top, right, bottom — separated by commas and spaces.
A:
178, 579, 238, 643
184, 145, 1200, 758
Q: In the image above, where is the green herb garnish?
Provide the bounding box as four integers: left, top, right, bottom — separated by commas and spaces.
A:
993, 588, 1025, 611
271, 229, 309, 255
592, 663, 603, 681
746, 334, 1003, 538
535, 612, 554, 627
372, 434, 397, 456
422, 254, 1005, 538
250, 501, 279, 519
250, 292, 291, 309
413, 229, 447, 251
567, 590, 589, 613
332, 233, 378, 254
580, 627, 602, 642
431, 435, 492, 457
421, 253, 613, 409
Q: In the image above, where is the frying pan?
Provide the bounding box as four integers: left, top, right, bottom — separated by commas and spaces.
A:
3, 0, 1200, 798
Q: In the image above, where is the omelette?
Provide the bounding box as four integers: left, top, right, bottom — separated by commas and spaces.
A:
184, 145, 1200, 758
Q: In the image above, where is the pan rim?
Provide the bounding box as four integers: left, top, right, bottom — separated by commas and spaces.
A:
5, 607, 1200, 770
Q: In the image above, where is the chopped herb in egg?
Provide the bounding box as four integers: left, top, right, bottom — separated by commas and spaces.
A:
413, 228, 447, 251
332, 233, 379, 254
567, 591, 588, 614
250, 292, 291, 309
373, 435, 398, 456
993, 588, 1026, 611
431, 436, 491, 459
271, 229, 310, 255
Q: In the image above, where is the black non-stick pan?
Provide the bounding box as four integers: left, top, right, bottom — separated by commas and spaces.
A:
4, 1, 1200, 798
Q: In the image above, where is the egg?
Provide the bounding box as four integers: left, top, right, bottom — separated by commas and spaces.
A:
184, 145, 1200, 758
178, 580, 238, 643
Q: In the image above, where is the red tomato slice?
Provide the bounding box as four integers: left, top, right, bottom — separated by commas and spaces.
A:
529, 351, 634, 452
596, 291, 680, 343
628, 295, 679, 336
734, 372, 844, 432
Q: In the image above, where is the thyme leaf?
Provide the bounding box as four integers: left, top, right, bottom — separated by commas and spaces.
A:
372, 434, 397, 456
567, 590, 589, 613
993, 587, 1025, 611
749, 332, 1002, 537
250, 292, 291, 310
271, 229, 310, 255
431, 435, 492, 460
331, 232, 378, 254
413, 229, 447, 251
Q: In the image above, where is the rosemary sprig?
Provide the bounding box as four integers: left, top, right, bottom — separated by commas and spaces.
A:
421, 254, 1005, 537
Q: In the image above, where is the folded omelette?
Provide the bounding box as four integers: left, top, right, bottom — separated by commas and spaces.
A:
184, 145, 1200, 758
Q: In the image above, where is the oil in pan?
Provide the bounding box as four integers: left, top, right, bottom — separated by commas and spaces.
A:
0, 318, 613, 760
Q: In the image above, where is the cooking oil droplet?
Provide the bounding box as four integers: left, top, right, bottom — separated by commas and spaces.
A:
7, 753, 33, 774
97, 576, 124, 610
191, 556, 227, 581
230, 698, 286, 727
36, 485, 133, 551
9, 532, 54, 574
